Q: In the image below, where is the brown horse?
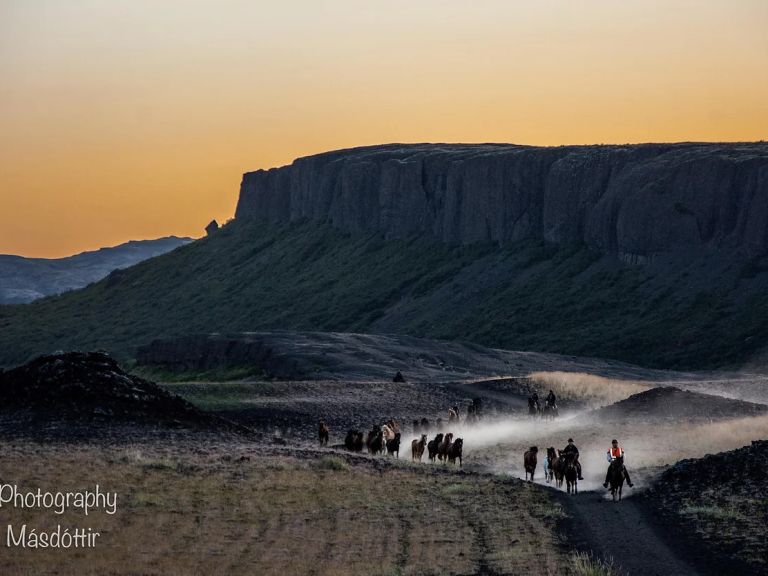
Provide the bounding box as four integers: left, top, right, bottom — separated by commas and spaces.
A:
318, 420, 329, 446
411, 434, 427, 461
438, 433, 454, 462
524, 446, 538, 482
607, 455, 626, 502
564, 452, 579, 494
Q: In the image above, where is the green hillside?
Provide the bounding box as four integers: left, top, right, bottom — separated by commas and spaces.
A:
1, 219, 767, 370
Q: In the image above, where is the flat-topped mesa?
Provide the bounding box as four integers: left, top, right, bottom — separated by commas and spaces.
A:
236, 142, 768, 260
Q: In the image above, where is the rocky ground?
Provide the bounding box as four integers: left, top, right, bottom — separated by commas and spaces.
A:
642, 440, 768, 576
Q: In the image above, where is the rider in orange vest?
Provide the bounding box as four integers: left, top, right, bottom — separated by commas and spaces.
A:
603, 439, 633, 488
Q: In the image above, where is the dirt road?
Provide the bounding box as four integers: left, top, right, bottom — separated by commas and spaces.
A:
558, 490, 708, 576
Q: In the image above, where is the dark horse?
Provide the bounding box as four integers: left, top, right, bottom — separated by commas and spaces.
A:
564, 452, 578, 494
554, 450, 565, 488
427, 433, 444, 462
607, 455, 626, 502
524, 446, 538, 482
527, 397, 540, 419
541, 402, 558, 421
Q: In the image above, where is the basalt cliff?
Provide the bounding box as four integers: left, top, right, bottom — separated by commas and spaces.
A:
237, 143, 768, 262
2, 142, 768, 370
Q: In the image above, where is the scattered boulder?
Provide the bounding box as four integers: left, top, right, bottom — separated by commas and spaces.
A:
393, 371, 406, 383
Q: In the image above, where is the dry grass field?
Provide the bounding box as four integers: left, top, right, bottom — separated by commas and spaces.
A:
0, 439, 573, 576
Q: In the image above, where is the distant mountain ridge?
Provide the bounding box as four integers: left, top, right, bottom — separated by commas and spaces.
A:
0, 236, 193, 304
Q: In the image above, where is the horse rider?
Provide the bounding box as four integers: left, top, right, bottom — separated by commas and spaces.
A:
545, 389, 556, 409
528, 392, 540, 412
562, 438, 584, 480
603, 439, 634, 488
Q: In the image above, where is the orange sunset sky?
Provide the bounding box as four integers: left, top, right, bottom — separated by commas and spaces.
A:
1, 1, 767, 257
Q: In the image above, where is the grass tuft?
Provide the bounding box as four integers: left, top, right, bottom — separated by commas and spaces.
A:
679, 504, 744, 521
570, 552, 620, 576
313, 456, 348, 471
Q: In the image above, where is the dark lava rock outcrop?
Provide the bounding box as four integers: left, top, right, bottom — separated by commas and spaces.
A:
0, 351, 237, 435
592, 386, 767, 421
237, 142, 768, 260
644, 440, 768, 576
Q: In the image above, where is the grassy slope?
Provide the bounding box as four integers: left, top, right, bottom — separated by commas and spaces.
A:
1, 219, 768, 370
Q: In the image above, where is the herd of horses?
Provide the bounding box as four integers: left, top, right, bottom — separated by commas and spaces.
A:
523, 447, 628, 501
524, 447, 580, 494
322, 410, 630, 502
413, 432, 464, 466
320, 417, 465, 467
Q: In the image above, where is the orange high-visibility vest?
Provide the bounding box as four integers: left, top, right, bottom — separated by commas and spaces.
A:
609, 446, 623, 459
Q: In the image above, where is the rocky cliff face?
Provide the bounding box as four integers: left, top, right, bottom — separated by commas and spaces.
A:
236, 143, 768, 260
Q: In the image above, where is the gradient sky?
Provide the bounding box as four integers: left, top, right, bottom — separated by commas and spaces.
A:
1, 1, 767, 257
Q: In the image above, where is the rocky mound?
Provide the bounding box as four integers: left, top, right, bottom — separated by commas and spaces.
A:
592, 386, 767, 421
0, 351, 242, 435
644, 440, 768, 576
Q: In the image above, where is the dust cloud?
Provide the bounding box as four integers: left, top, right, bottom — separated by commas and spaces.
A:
409, 411, 768, 491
